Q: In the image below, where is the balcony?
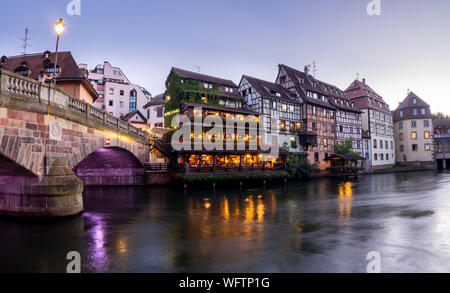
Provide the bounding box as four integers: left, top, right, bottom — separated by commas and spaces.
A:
298, 130, 318, 148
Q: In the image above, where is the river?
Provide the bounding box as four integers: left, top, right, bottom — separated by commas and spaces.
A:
1, 171, 449, 273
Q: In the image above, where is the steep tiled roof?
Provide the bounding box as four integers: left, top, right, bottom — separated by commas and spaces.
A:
241, 75, 297, 103
144, 93, 165, 109
173, 67, 237, 88
121, 110, 147, 123
278, 64, 337, 110
172, 67, 243, 100
344, 79, 392, 114
392, 92, 433, 122
1, 51, 85, 80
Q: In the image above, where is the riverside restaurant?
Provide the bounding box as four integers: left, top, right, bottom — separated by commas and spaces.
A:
175, 103, 287, 174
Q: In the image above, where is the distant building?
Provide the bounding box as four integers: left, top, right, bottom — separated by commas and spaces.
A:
144, 93, 165, 128
81, 61, 151, 118
434, 119, 450, 169
238, 75, 302, 153
0, 51, 98, 104
121, 110, 148, 131
345, 79, 395, 169
392, 92, 434, 166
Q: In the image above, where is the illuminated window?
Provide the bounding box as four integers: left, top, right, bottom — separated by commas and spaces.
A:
425, 144, 431, 151
280, 121, 286, 131
411, 132, 417, 140
424, 131, 430, 139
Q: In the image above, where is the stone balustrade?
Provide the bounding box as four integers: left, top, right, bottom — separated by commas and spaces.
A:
0, 69, 148, 143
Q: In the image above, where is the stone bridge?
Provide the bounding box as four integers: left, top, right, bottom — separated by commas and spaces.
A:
0, 69, 149, 217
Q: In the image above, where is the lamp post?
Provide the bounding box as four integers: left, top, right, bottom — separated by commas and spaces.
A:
44, 19, 65, 177
53, 18, 65, 84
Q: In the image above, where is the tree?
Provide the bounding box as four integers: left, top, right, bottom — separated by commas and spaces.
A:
334, 138, 361, 156
433, 112, 450, 120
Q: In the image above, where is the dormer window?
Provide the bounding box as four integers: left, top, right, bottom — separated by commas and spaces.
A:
421, 108, 426, 115
14, 61, 30, 77
413, 98, 417, 104
400, 111, 404, 117
224, 86, 234, 93
203, 83, 213, 89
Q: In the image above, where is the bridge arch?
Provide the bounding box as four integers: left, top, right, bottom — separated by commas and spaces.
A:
73, 147, 145, 186
0, 153, 39, 194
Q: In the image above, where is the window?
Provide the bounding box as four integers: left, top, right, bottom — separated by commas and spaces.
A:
412, 144, 418, 151
109, 100, 113, 107
323, 124, 327, 133
129, 90, 137, 112
421, 108, 426, 115
413, 109, 418, 116
374, 154, 378, 161
413, 98, 417, 104
119, 101, 124, 108
424, 120, 430, 128
314, 152, 319, 163
411, 121, 417, 128
381, 154, 384, 161
411, 132, 418, 140
280, 76, 286, 84
391, 141, 394, 150
157, 107, 163, 118
365, 140, 369, 149
425, 144, 431, 151
385, 141, 389, 149
400, 111, 404, 118
399, 133, 404, 141
203, 83, 213, 89
380, 140, 383, 149
120, 90, 124, 96
280, 121, 286, 131
323, 138, 328, 147
400, 145, 404, 152
373, 139, 377, 149
312, 106, 317, 115
399, 122, 403, 130
386, 154, 389, 161
312, 122, 317, 131
109, 88, 114, 95
424, 131, 430, 139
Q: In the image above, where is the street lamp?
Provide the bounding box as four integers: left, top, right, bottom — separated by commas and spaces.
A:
53, 18, 65, 84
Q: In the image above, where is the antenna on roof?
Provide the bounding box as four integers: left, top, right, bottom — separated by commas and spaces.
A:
18, 28, 32, 55
193, 66, 201, 73
312, 61, 317, 78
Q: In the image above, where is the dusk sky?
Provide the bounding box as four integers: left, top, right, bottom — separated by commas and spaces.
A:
1, 0, 449, 114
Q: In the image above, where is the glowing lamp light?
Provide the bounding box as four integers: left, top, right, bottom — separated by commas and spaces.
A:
55, 18, 65, 36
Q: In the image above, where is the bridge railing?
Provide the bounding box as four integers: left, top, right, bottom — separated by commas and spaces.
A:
0, 69, 148, 142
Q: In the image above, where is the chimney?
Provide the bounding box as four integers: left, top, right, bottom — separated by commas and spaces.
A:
362, 78, 366, 85
304, 65, 309, 76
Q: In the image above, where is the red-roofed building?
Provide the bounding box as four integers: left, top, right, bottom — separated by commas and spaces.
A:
345, 79, 395, 169
0, 51, 98, 104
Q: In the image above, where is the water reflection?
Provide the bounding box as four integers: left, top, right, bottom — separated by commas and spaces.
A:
1, 171, 450, 273
338, 182, 354, 221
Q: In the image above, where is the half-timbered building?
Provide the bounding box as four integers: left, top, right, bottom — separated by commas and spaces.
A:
238, 75, 302, 153
275, 64, 337, 169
